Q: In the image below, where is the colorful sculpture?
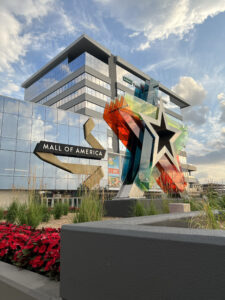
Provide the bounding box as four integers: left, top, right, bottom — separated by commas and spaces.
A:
103, 94, 187, 196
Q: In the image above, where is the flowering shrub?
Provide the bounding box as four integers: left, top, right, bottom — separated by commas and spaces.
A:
0, 222, 60, 280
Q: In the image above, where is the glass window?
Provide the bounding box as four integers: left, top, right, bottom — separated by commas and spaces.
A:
0, 175, 13, 189
2, 113, 18, 138
56, 156, 68, 178
0, 150, 15, 175
68, 126, 80, 145
108, 136, 112, 149
46, 107, 57, 123
56, 178, 68, 190
33, 105, 45, 120
68, 112, 80, 127
16, 139, 30, 152
0, 112, 3, 135
43, 162, 56, 178
68, 178, 79, 190
42, 177, 56, 190
29, 154, 43, 177
45, 122, 57, 142
19, 101, 32, 117
0, 98, 4, 112
13, 176, 29, 189
17, 117, 32, 140
57, 124, 69, 144
3, 98, 19, 115
1, 137, 16, 151
57, 109, 68, 125
14, 152, 30, 176
31, 119, 45, 141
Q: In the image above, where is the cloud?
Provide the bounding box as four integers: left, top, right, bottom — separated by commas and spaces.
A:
173, 76, 207, 106
194, 163, 225, 183
217, 92, 225, 123
0, 0, 54, 72
172, 76, 208, 125
217, 92, 225, 100
94, 0, 225, 50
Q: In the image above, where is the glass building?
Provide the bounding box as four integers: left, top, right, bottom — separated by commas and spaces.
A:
0, 34, 198, 202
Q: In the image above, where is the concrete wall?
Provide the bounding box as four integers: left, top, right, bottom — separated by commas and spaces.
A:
0, 261, 60, 300
61, 213, 225, 300
0, 190, 29, 209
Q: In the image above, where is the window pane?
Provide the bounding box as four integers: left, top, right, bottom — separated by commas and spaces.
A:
31, 119, 45, 141
2, 113, 18, 138
29, 154, 43, 177
46, 107, 58, 123
33, 105, 45, 120
0, 99, 3, 112
13, 176, 29, 189
14, 152, 30, 176
17, 117, 32, 140
45, 122, 57, 142
0, 175, 13, 189
4, 98, 19, 115
0, 150, 15, 175
19, 101, 32, 117
16, 139, 30, 152
1, 137, 16, 151
68, 126, 80, 145
0, 112, 2, 135
57, 124, 68, 144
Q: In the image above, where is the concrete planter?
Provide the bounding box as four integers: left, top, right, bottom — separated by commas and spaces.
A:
61, 212, 225, 300
0, 261, 60, 300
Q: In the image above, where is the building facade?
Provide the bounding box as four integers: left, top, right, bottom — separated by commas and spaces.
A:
0, 35, 197, 203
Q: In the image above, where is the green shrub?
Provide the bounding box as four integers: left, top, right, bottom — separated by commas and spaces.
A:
53, 203, 63, 219
147, 201, 157, 215
132, 201, 146, 217
17, 202, 43, 228
74, 192, 103, 223
189, 200, 220, 230
0, 207, 4, 220
62, 202, 69, 216
41, 204, 51, 222
6, 201, 18, 224
17, 204, 28, 225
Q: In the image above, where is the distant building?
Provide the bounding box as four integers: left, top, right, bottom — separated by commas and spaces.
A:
202, 183, 225, 195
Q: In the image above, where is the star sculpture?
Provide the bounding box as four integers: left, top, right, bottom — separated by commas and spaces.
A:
140, 99, 181, 170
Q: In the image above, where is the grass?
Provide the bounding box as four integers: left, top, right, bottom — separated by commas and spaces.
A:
53, 203, 64, 220
0, 207, 4, 221
6, 201, 18, 224
73, 192, 103, 223
132, 200, 158, 217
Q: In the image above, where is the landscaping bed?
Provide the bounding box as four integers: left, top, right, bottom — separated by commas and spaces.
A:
0, 223, 60, 280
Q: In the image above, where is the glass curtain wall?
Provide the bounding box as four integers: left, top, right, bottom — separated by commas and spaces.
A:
0, 96, 108, 190
25, 52, 109, 101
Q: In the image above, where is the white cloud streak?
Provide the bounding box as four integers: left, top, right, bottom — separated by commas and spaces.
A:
95, 0, 225, 50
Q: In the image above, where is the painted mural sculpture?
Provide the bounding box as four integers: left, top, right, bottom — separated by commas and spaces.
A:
103, 94, 187, 197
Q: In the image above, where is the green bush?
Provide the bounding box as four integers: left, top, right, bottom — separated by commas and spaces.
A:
6, 201, 18, 224
41, 204, 51, 222
53, 203, 63, 219
0, 207, 4, 220
17, 204, 28, 225
17, 202, 43, 228
62, 202, 69, 216
147, 201, 157, 215
132, 201, 146, 217
74, 192, 103, 223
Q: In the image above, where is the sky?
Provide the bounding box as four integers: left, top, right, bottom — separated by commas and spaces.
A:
0, 0, 225, 184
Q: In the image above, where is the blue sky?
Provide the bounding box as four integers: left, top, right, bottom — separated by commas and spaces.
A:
0, 0, 225, 183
